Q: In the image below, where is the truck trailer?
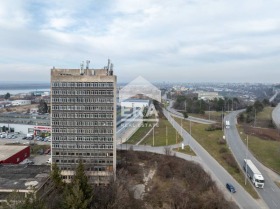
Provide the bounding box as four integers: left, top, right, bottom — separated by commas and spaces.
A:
225, 120, 230, 129
243, 159, 264, 188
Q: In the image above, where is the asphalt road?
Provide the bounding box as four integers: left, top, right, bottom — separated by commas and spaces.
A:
166, 100, 216, 124
225, 111, 280, 209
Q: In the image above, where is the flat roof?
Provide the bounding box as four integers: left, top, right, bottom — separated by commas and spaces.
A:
0, 165, 50, 192
122, 99, 150, 103
0, 146, 28, 161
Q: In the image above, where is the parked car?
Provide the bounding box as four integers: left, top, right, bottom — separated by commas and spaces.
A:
226, 183, 236, 193
44, 148, 51, 154
46, 158, 52, 164
37, 149, 44, 155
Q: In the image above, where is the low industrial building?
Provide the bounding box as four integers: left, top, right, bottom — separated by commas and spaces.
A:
0, 146, 30, 164
0, 165, 50, 203
196, 91, 224, 101
121, 99, 150, 109
11, 100, 31, 106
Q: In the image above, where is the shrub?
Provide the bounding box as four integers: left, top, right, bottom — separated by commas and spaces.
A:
219, 147, 228, 153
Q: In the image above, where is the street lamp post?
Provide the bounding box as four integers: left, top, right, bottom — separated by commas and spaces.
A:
245, 135, 248, 185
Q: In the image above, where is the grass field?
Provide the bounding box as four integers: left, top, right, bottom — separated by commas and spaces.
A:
173, 117, 259, 199
126, 122, 155, 144
257, 107, 274, 121
238, 126, 280, 174
188, 111, 225, 122
139, 117, 183, 146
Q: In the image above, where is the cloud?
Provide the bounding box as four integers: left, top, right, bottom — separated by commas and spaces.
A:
0, 0, 279, 83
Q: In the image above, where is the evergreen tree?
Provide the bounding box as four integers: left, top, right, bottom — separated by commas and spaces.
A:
72, 161, 92, 200
62, 161, 93, 209
63, 180, 91, 209
4, 92, 10, 100
38, 99, 48, 114
51, 163, 64, 189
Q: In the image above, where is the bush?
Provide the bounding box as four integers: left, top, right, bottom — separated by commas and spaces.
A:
217, 138, 226, 145
219, 147, 228, 153
205, 124, 222, 131
221, 153, 240, 173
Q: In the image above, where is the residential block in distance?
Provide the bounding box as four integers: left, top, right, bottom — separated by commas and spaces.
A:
51, 60, 116, 184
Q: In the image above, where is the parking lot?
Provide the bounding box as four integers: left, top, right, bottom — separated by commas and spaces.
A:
0, 133, 51, 146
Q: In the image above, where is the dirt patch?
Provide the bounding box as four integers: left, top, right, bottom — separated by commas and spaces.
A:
0, 104, 38, 113
243, 125, 280, 141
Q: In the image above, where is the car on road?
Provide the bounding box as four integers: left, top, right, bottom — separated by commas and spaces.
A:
226, 183, 236, 193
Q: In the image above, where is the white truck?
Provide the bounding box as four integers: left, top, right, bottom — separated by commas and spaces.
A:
243, 159, 264, 188
225, 120, 230, 129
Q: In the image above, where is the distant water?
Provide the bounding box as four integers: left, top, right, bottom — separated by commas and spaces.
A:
0, 83, 50, 95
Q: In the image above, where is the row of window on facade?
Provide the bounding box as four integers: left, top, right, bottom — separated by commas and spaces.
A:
52, 128, 113, 134
52, 105, 113, 111
55, 158, 113, 165
60, 166, 110, 173
52, 90, 113, 96
52, 113, 113, 119
52, 120, 113, 127
52, 136, 113, 142
54, 151, 113, 157
52, 97, 114, 103
52, 143, 113, 149
52, 82, 114, 88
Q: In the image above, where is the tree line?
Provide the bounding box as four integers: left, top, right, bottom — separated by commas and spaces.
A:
173, 95, 245, 114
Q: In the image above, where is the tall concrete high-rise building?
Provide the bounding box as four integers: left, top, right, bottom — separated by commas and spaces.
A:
50, 60, 116, 184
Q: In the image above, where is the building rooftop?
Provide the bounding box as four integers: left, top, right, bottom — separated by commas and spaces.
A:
0, 164, 50, 192
0, 145, 28, 161
122, 99, 150, 103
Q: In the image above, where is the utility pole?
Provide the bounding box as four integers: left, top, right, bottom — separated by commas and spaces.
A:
245, 135, 249, 185
209, 104, 210, 120
181, 118, 183, 136
222, 108, 224, 132
153, 126, 155, 147
189, 120, 192, 146
254, 108, 256, 127
166, 126, 168, 146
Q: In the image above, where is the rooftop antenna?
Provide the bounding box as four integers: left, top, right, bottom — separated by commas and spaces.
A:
86, 60, 90, 69
86, 60, 90, 75
109, 63, 113, 75
107, 59, 110, 75
80, 61, 84, 75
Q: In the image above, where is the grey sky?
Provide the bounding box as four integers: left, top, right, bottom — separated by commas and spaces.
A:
0, 0, 279, 83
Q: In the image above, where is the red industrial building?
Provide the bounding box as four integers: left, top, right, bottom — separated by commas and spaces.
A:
0, 145, 30, 164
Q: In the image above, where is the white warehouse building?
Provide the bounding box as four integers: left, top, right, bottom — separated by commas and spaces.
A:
121, 99, 150, 109
11, 100, 31, 106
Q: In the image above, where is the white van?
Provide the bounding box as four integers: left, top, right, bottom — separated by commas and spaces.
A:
46, 158, 52, 164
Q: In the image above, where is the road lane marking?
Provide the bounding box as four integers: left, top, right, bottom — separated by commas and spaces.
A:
271, 187, 275, 192
272, 200, 277, 207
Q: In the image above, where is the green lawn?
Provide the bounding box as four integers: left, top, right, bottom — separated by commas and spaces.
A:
187, 111, 225, 122
174, 117, 259, 199
126, 122, 155, 144
174, 145, 196, 156
239, 126, 280, 174
139, 118, 183, 146
257, 107, 274, 120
